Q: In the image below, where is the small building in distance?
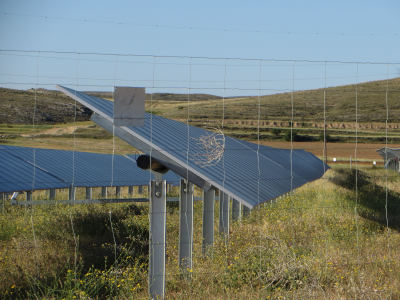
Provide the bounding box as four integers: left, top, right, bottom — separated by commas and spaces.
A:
377, 147, 400, 172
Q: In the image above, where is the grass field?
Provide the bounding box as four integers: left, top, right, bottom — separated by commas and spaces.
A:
1, 166, 399, 299
1, 122, 398, 164
1, 77, 400, 298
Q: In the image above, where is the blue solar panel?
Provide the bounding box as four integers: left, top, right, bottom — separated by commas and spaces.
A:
58, 85, 328, 208
0, 145, 180, 193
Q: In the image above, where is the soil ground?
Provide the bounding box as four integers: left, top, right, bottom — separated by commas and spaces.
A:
258, 141, 400, 162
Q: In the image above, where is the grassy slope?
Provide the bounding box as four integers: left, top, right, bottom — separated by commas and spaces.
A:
147, 78, 400, 122
1, 167, 399, 299
0, 88, 92, 124
1, 77, 399, 124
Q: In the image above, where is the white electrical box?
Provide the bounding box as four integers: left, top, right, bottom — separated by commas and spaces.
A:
114, 87, 145, 126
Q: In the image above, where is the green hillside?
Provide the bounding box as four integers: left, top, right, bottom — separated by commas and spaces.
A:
148, 77, 400, 123
1, 78, 399, 125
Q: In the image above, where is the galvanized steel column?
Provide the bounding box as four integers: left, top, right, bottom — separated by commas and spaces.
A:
219, 192, 229, 237
85, 187, 92, 200
232, 199, 241, 222
69, 186, 76, 201
202, 188, 215, 255
242, 204, 251, 217
101, 187, 108, 198
49, 189, 56, 200
149, 180, 166, 299
116, 186, 121, 197
179, 179, 194, 272
128, 186, 134, 196
26, 191, 32, 202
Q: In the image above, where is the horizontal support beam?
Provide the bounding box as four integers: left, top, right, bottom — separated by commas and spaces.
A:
11, 196, 203, 206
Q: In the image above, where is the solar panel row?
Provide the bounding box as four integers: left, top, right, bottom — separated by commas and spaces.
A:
0, 145, 180, 193
58, 85, 328, 208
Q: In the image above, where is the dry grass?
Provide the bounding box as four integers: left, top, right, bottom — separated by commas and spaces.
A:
3, 167, 398, 299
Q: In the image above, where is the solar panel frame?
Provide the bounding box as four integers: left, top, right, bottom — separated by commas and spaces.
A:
0, 145, 180, 193
58, 85, 328, 208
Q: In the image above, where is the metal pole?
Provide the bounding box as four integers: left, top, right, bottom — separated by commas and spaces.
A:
116, 186, 121, 197
149, 179, 166, 299
179, 179, 194, 272
49, 189, 56, 200
202, 188, 215, 255
128, 186, 134, 196
101, 186, 108, 198
26, 191, 32, 202
85, 187, 92, 200
219, 192, 229, 237
69, 186, 76, 201
242, 204, 251, 217
232, 198, 241, 222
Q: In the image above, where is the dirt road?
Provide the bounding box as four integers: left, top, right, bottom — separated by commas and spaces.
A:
255, 141, 400, 161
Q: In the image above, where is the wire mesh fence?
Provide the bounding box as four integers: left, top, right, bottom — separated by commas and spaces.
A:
0, 50, 400, 299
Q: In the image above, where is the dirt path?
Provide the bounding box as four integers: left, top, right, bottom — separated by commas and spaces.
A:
21, 125, 88, 137
255, 141, 400, 161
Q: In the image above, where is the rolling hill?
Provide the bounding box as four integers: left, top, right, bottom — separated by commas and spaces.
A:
0, 78, 399, 125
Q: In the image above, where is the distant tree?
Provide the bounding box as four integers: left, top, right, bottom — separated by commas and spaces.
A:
271, 128, 281, 136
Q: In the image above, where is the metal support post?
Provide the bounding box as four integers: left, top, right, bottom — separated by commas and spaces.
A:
232, 198, 241, 222
116, 186, 121, 197
69, 186, 76, 201
101, 187, 108, 198
202, 188, 215, 255
149, 179, 166, 299
179, 179, 194, 272
242, 204, 251, 217
85, 187, 93, 200
49, 189, 56, 200
219, 192, 229, 237
128, 186, 134, 196
26, 191, 32, 202
1, 192, 5, 212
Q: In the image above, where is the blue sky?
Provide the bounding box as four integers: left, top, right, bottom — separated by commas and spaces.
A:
0, 0, 399, 95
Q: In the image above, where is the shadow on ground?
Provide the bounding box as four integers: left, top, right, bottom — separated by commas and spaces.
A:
330, 168, 400, 231
71, 204, 149, 271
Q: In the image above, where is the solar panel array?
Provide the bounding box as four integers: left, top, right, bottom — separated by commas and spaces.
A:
0, 145, 180, 193
59, 85, 328, 208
